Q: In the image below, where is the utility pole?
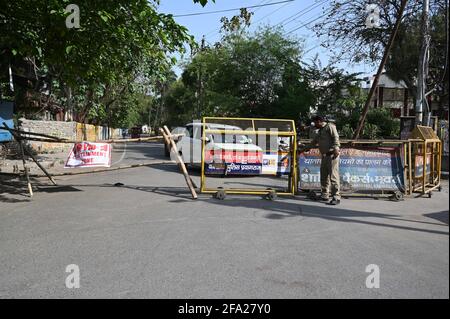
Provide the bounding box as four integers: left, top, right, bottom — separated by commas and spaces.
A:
196, 36, 205, 118
148, 100, 152, 134
415, 0, 431, 126
153, 82, 164, 131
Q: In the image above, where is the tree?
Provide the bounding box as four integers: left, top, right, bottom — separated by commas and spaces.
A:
386, 3, 448, 112
313, 0, 448, 110
302, 57, 363, 116
302, 57, 400, 139
165, 26, 312, 125
0, 1, 200, 126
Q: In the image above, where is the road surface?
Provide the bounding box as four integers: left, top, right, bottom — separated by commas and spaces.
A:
0, 143, 448, 298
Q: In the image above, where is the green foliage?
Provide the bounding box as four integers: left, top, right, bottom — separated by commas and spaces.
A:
0, 0, 197, 128
303, 58, 364, 116
303, 61, 401, 139
220, 8, 253, 34
335, 103, 400, 139
386, 4, 448, 102
314, 0, 447, 107
366, 107, 400, 138
164, 80, 197, 127
166, 27, 312, 125
193, 0, 214, 6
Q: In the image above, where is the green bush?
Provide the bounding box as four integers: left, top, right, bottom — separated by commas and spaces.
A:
366, 107, 400, 138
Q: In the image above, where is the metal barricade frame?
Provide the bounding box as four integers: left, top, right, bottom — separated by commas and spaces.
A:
297, 139, 409, 200
407, 125, 443, 197
200, 117, 297, 197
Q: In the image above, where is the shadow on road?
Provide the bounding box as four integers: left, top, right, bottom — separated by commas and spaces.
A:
424, 211, 449, 225
64, 183, 195, 200
202, 196, 449, 236
0, 175, 33, 203
62, 180, 449, 236
2, 169, 448, 237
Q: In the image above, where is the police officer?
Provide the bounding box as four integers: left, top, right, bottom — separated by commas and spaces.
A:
305, 115, 341, 205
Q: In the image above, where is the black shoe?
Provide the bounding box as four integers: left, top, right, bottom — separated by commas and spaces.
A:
328, 198, 340, 205
319, 197, 330, 202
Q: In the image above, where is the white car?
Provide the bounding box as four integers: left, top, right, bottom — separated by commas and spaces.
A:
175, 122, 263, 167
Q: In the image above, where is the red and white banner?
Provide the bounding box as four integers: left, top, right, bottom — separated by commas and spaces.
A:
65, 142, 112, 168
204, 150, 263, 164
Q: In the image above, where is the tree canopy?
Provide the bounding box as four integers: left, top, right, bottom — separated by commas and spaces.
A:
165, 27, 314, 126
0, 1, 199, 127
313, 0, 448, 106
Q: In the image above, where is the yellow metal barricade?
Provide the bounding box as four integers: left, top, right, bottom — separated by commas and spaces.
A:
407, 126, 443, 197
200, 117, 297, 199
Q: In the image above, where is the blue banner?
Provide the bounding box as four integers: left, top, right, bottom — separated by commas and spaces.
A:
298, 147, 405, 191
0, 101, 14, 142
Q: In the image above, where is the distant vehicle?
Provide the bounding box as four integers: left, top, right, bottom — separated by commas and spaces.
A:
130, 126, 142, 138
141, 125, 149, 134
174, 122, 263, 167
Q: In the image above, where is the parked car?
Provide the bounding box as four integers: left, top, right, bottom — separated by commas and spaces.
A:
174, 122, 263, 168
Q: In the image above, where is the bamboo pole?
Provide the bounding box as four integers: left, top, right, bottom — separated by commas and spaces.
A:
4, 123, 58, 186
18, 138, 33, 197
22, 149, 57, 185
160, 127, 198, 189
0, 160, 174, 178
2, 125, 68, 141
159, 127, 171, 151
353, 0, 409, 139
1, 124, 184, 144
162, 126, 198, 200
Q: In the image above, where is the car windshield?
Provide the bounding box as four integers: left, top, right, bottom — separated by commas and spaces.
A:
212, 133, 251, 144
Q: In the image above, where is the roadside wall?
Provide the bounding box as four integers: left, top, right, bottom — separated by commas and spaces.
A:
19, 119, 122, 153
20, 119, 76, 153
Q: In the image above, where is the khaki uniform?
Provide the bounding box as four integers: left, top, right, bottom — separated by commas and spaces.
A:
311, 123, 341, 200
309, 127, 319, 140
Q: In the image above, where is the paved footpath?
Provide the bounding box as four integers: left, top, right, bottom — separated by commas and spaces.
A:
0, 144, 448, 298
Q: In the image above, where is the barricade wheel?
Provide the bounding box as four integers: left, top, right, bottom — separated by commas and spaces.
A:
265, 190, 277, 201
215, 190, 226, 200
307, 191, 318, 200
428, 192, 432, 198
438, 186, 442, 192
392, 191, 403, 201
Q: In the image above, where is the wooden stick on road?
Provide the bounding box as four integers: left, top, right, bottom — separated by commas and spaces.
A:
18, 138, 33, 197
160, 127, 171, 150
23, 149, 58, 186
161, 126, 198, 200
161, 126, 198, 189
159, 127, 197, 189
3, 123, 57, 186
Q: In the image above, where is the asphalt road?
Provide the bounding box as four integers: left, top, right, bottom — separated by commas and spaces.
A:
0, 143, 448, 298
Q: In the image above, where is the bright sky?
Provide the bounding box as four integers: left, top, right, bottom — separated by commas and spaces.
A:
158, 0, 377, 79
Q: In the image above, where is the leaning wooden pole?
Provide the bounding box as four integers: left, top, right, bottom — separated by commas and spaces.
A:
18, 138, 33, 197
3, 123, 57, 186
353, 0, 408, 139
160, 127, 171, 151
161, 126, 198, 200
23, 149, 58, 186
159, 127, 197, 190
